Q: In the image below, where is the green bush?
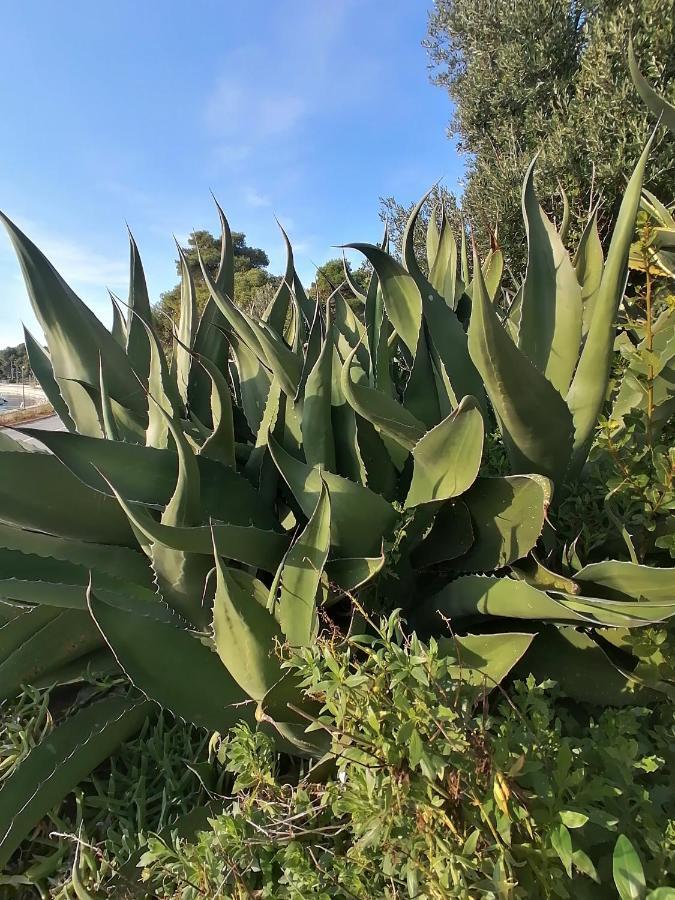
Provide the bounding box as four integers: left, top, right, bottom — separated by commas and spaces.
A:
136, 613, 675, 899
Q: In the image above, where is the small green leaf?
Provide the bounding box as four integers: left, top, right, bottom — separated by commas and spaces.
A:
551, 824, 573, 878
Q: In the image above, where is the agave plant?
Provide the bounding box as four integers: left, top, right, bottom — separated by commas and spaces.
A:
0, 117, 673, 867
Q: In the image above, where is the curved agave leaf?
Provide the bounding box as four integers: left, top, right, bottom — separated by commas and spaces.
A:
20, 428, 278, 528
346, 243, 422, 356
0, 548, 144, 608
213, 555, 284, 703
573, 560, 675, 603
341, 346, 425, 452
0, 451, 135, 545
403, 195, 485, 408
125, 230, 153, 387
628, 38, 675, 134
523, 626, 654, 705
110, 294, 127, 347
0, 523, 152, 583
518, 159, 582, 395
196, 355, 235, 467
301, 327, 336, 471
268, 432, 398, 558
0, 693, 150, 868
405, 397, 483, 508
0, 213, 145, 415
174, 244, 198, 406
89, 587, 252, 732
264, 222, 295, 334
418, 575, 588, 629
0, 608, 103, 702
451, 476, 547, 572
102, 479, 288, 571
411, 500, 473, 567
429, 210, 459, 308
342, 254, 367, 305
438, 632, 534, 688
229, 330, 273, 436
566, 136, 654, 478
574, 209, 604, 338
333, 292, 369, 373
274, 483, 330, 646
189, 198, 234, 424
467, 248, 573, 487
558, 183, 570, 245
23, 327, 75, 430
324, 550, 385, 595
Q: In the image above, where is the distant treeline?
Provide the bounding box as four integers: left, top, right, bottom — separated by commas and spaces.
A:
0, 343, 31, 382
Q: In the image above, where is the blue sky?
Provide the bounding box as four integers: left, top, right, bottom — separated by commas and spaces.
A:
0, 0, 462, 347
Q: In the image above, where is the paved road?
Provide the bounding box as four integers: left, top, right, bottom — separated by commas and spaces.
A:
1, 415, 65, 449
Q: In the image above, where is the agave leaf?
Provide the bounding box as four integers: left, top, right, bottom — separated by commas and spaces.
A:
460, 226, 469, 287
574, 210, 604, 338
110, 294, 127, 347
229, 331, 273, 436
467, 248, 573, 486
174, 244, 197, 405
482, 250, 504, 302
342, 345, 425, 452
0, 451, 135, 545
21, 428, 278, 528
628, 38, 675, 134
102, 479, 288, 571
213, 555, 284, 702
346, 243, 421, 356
523, 626, 653, 705
573, 560, 675, 603
196, 355, 235, 467
296, 303, 323, 404
268, 432, 397, 558
342, 255, 367, 305
518, 159, 582, 395
363, 249, 390, 392
404, 327, 444, 427
0, 608, 103, 702
333, 292, 369, 373
353, 415, 398, 499
0, 213, 144, 414
325, 550, 385, 595
249, 319, 302, 400
188, 199, 234, 423
23, 327, 75, 430
89, 588, 252, 732
97, 358, 119, 441
125, 230, 153, 387
143, 317, 183, 450
511, 552, 580, 594
552, 592, 675, 627
301, 326, 336, 471
257, 672, 329, 757
264, 223, 294, 334
418, 575, 587, 629
0, 431, 30, 452
426, 203, 440, 272
438, 632, 534, 688
403, 193, 485, 409
0, 693, 150, 868
273, 483, 331, 646
0, 605, 59, 658
429, 211, 459, 308
566, 137, 653, 477
199, 256, 265, 358
0, 523, 152, 583
559, 183, 570, 245
411, 500, 473, 567
452, 476, 546, 572
0, 548, 143, 608
405, 396, 483, 508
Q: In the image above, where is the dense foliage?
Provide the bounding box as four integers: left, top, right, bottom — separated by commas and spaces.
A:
421, 0, 675, 261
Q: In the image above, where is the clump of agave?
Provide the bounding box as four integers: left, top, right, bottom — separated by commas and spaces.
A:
0, 59, 674, 867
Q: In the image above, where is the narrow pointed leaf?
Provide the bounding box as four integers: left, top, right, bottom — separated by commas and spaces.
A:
628, 38, 675, 133
23, 326, 75, 430
125, 230, 153, 386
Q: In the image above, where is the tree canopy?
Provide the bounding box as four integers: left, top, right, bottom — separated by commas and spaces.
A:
153, 230, 279, 344
382, 0, 674, 265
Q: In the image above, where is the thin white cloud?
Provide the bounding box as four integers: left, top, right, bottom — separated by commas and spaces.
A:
244, 188, 272, 208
